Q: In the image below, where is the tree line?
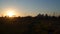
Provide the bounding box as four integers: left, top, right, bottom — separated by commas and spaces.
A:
0, 14, 60, 34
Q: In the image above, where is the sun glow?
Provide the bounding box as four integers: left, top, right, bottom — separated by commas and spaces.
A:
1, 7, 21, 17
5, 10, 15, 17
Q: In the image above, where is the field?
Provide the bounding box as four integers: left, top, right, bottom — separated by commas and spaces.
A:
0, 14, 60, 34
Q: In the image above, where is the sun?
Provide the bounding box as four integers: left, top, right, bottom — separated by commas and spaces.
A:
6, 10, 15, 17
7, 12, 14, 17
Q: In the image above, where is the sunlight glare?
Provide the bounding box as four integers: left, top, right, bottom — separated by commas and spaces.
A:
6, 10, 15, 17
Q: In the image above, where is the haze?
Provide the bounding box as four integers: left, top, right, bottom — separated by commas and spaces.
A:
0, 0, 60, 17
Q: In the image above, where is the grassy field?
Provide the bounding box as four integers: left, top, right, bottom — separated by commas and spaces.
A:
0, 14, 60, 34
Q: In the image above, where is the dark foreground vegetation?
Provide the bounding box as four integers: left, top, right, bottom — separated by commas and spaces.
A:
0, 14, 60, 34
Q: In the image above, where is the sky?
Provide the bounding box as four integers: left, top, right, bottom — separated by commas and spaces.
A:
0, 0, 60, 16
